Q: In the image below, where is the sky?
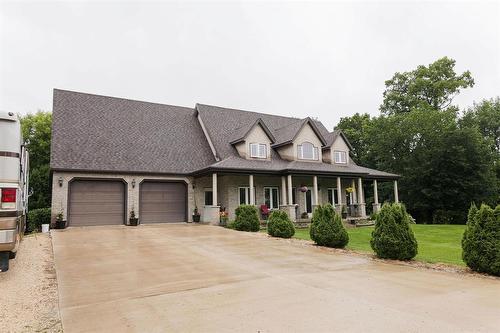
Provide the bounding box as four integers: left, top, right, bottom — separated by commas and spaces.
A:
1, 0, 499, 130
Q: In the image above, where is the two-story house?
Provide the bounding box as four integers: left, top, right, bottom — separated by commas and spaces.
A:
50, 89, 399, 226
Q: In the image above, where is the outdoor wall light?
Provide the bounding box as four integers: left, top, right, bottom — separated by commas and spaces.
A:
58, 177, 63, 187
131, 179, 136, 188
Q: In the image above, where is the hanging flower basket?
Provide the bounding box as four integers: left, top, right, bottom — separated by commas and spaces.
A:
299, 185, 308, 193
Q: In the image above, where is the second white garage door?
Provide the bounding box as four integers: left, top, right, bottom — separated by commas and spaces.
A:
139, 181, 187, 223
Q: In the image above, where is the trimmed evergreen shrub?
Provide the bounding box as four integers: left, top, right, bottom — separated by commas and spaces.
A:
233, 205, 260, 232
267, 210, 295, 238
310, 204, 349, 248
370, 203, 418, 260
27, 207, 51, 232
462, 203, 500, 276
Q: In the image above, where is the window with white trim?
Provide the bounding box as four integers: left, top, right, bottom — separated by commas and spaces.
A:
327, 188, 339, 205
238, 187, 256, 205
334, 150, 347, 164
298, 142, 319, 160
250, 143, 267, 158
264, 187, 279, 209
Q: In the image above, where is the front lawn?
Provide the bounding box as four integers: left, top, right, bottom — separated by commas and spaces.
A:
293, 225, 466, 266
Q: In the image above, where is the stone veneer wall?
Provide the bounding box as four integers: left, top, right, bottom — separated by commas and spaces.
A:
51, 171, 194, 224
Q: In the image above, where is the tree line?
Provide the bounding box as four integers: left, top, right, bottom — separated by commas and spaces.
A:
336, 57, 499, 224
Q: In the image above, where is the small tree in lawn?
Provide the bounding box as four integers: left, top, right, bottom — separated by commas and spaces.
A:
233, 205, 260, 232
462, 204, 500, 276
267, 210, 295, 238
310, 204, 349, 248
370, 203, 418, 260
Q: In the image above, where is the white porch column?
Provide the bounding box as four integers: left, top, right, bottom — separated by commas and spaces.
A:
313, 176, 319, 206
336, 177, 342, 211
249, 174, 255, 205
281, 176, 287, 206
357, 178, 364, 204
394, 180, 399, 203
358, 177, 366, 217
203, 173, 220, 224
351, 179, 357, 204
373, 179, 380, 213
212, 173, 217, 206
287, 174, 293, 205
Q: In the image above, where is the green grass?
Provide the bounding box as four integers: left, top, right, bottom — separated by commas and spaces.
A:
293, 225, 466, 266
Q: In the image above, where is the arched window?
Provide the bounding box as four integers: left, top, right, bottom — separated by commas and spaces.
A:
297, 142, 318, 160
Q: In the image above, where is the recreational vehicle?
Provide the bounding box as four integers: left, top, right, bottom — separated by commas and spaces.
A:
0, 111, 29, 272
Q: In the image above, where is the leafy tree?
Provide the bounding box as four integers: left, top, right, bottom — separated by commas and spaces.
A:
335, 113, 372, 164
461, 98, 500, 152
370, 203, 418, 260
336, 58, 497, 223
27, 164, 51, 210
20, 111, 52, 169
20, 111, 52, 210
380, 57, 474, 115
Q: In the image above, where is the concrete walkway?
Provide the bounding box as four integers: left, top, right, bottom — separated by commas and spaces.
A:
52, 224, 500, 332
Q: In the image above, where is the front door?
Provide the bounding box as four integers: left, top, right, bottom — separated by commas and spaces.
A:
305, 189, 312, 214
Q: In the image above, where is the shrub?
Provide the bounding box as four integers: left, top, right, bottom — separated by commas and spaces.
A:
370, 203, 418, 260
27, 207, 51, 232
310, 204, 349, 248
267, 210, 295, 238
233, 205, 260, 232
462, 203, 500, 276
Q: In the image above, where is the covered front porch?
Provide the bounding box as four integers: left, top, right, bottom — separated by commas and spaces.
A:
194, 172, 400, 225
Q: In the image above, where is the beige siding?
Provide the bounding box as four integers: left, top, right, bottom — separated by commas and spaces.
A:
330, 135, 352, 165
276, 123, 323, 162
234, 124, 272, 160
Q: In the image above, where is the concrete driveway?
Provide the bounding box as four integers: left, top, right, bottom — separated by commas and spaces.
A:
52, 224, 500, 333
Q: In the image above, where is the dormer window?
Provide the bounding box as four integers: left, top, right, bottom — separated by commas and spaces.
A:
298, 142, 318, 160
250, 143, 267, 158
334, 150, 347, 164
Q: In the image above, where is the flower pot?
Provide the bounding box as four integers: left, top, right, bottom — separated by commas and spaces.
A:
341, 212, 347, 219
41, 224, 50, 233
55, 220, 67, 229
192, 214, 201, 223
129, 218, 139, 226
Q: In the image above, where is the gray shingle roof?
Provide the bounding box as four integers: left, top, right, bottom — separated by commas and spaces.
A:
50, 89, 216, 174
50, 90, 398, 179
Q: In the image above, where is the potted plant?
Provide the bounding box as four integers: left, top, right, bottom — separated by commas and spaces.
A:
129, 210, 139, 226
341, 205, 348, 219
192, 207, 201, 223
55, 212, 67, 229
300, 211, 309, 219
219, 210, 228, 226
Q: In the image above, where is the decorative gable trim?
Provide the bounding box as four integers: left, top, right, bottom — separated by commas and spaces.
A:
323, 129, 354, 151
229, 118, 276, 145
271, 117, 327, 148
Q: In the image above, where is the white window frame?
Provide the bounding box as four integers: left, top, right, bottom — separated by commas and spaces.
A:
249, 143, 267, 159
298, 142, 319, 160
334, 150, 347, 164
238, 186, 256, 205
263, 187, 280, 209
327, 188, 339, 205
